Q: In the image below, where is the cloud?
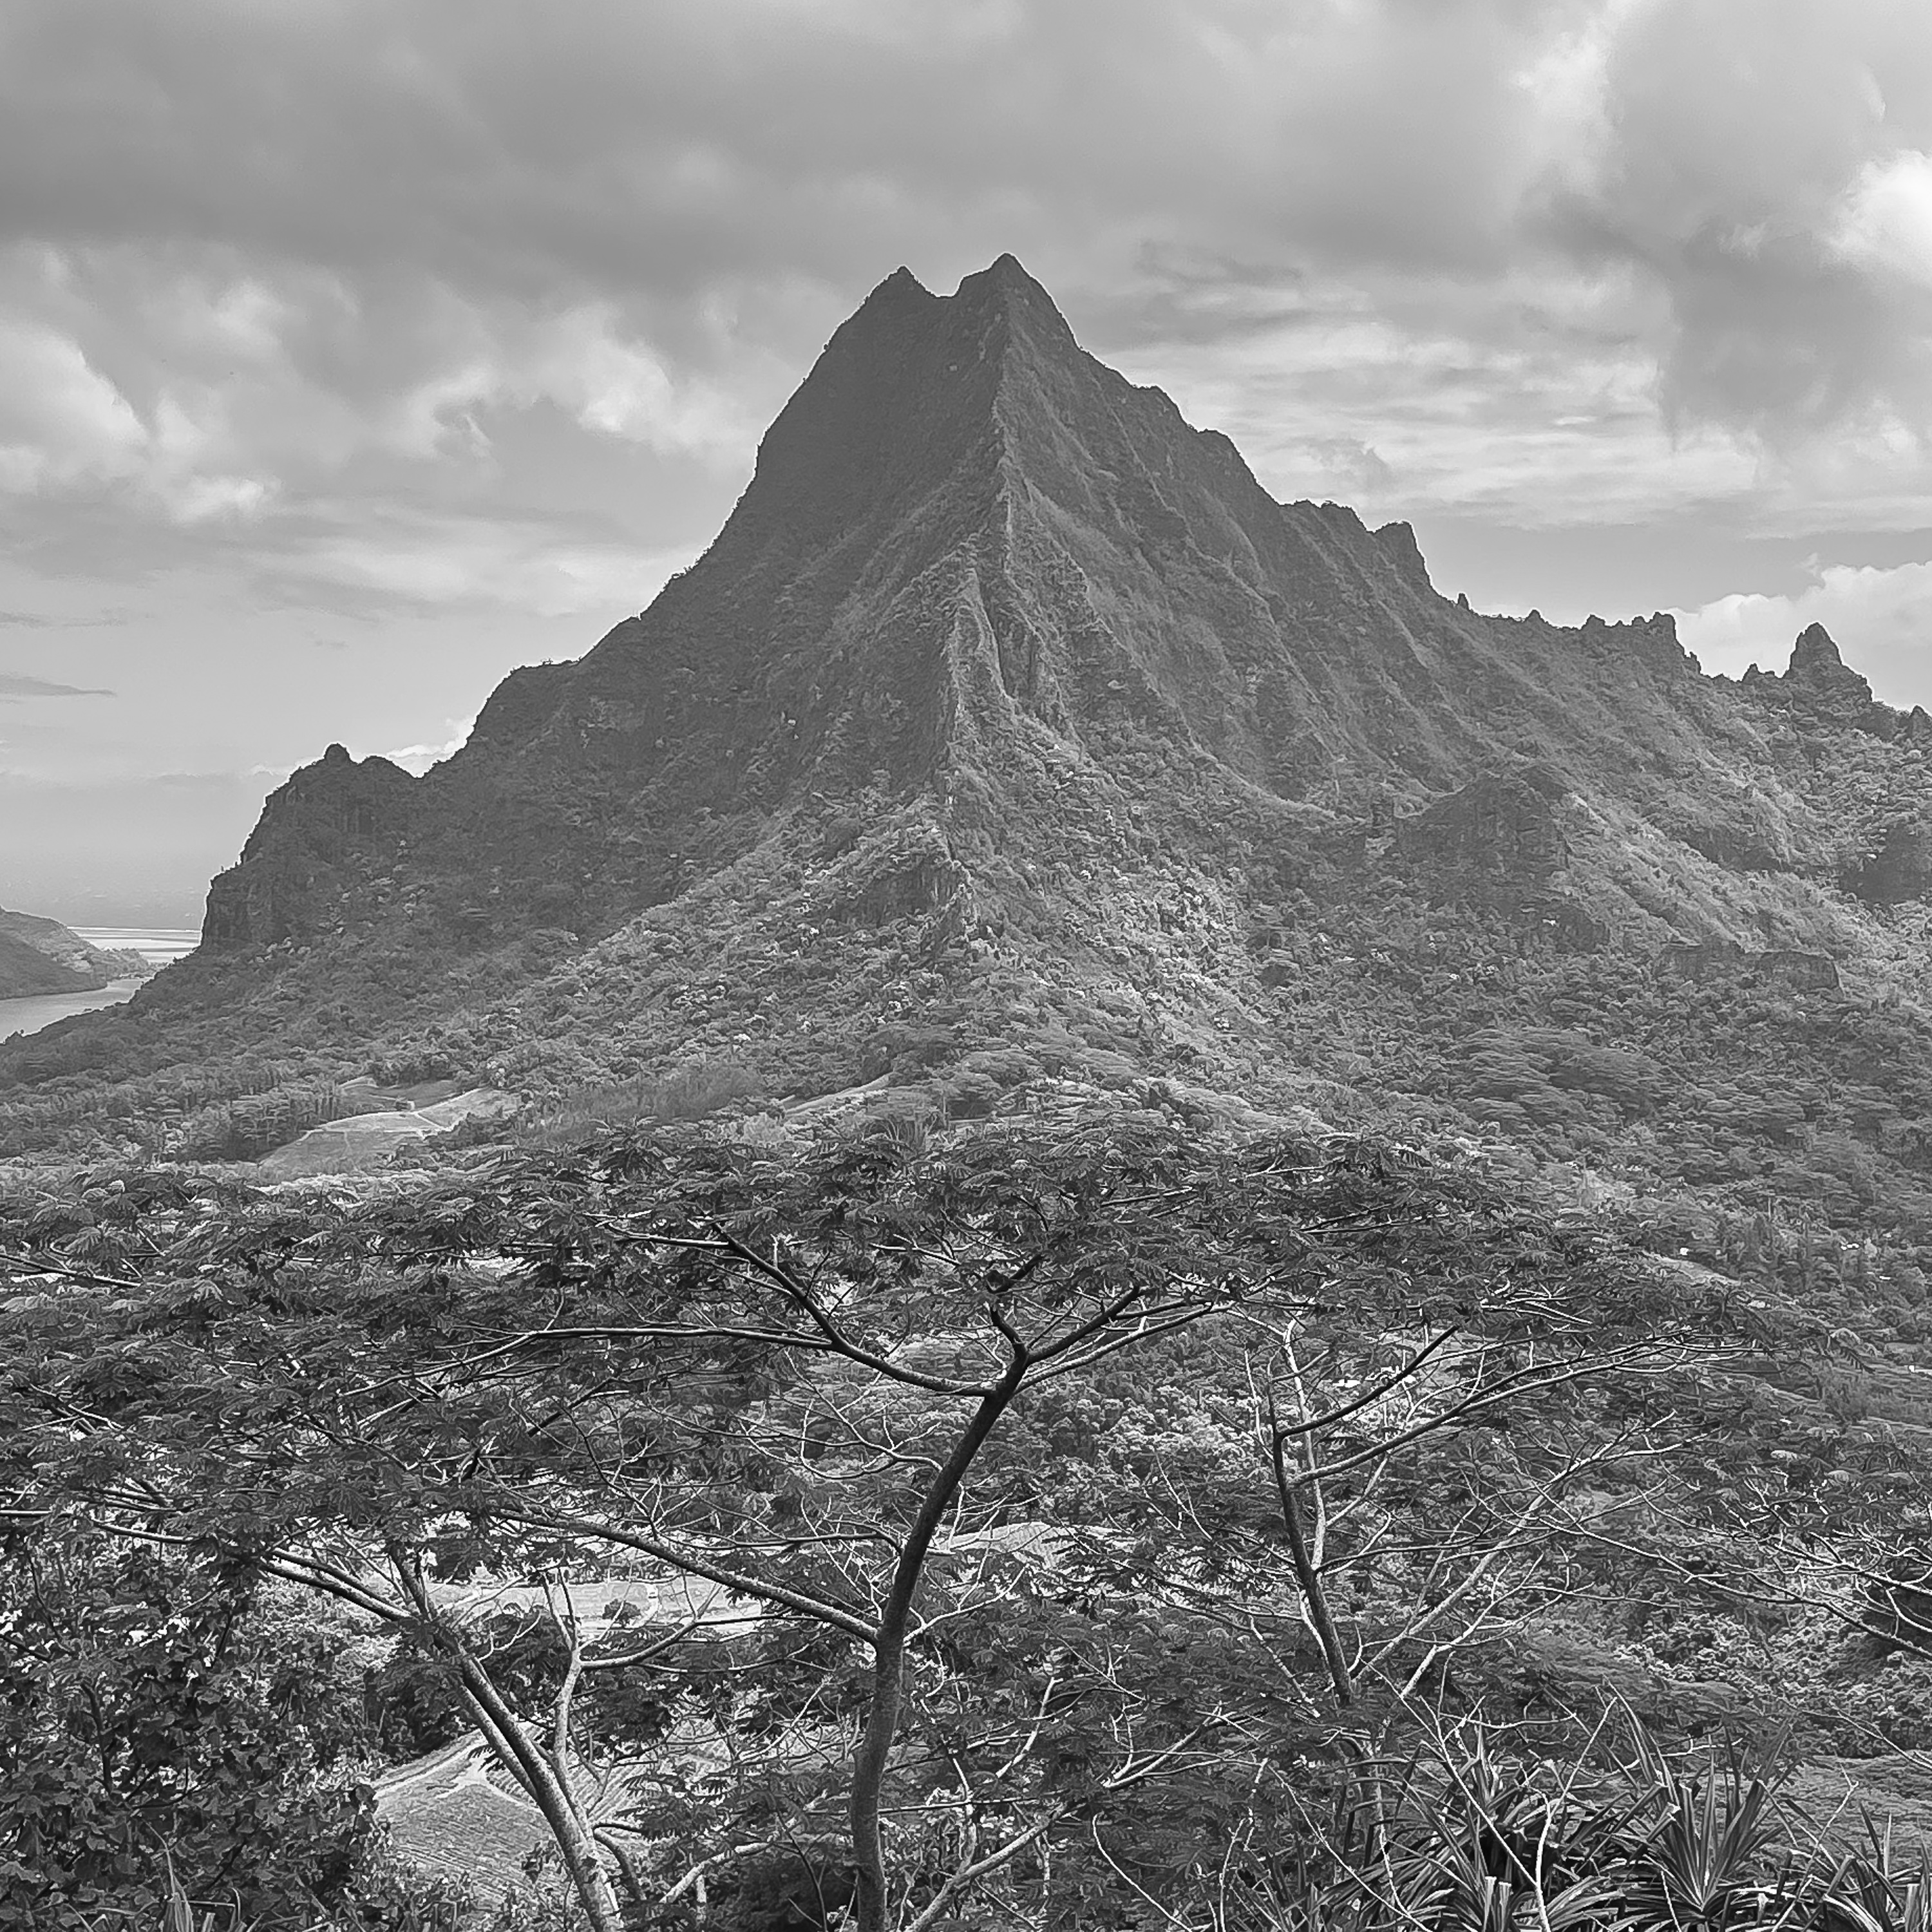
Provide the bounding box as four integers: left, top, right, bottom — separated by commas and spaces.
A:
0, 303, 276, 520
0, 317, 145, 490
0, 672, 111, 698
383, 715, 475, 774
3, 4, 1924, 434
380, 299, 764, 460
0, 607, 129, 629
251, 504, 697, 620
0, 0, 1929, 739
1530, 0, 1932, 444
1676, 555, 1932, 710
1833, 149, 1932, 289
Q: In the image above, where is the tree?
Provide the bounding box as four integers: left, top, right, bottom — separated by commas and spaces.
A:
0, 1514, 440, 1931
0, 1119, 1864, 1929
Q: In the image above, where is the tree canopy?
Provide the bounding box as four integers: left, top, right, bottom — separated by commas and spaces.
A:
3, 1118, 1925, 1928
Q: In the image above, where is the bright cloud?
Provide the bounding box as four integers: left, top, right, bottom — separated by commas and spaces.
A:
0, 319, 145, 489
1678, 558, 1932, 708
1833, 149, 1932, 289
383, 715, 475, 774
278, 509, 695, 620
0, 308, 275, 520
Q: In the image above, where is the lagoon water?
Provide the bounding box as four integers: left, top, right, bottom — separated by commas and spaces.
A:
0, 928, 200, 1043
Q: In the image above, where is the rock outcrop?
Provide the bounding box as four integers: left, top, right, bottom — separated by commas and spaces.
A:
1846, 821, 1932, 907
1657, 942, 1840, 992
201, 744, 417, 949
1394, 771, 1570, 907
1787, 622, 1872, 703
1743, 622, 1895, 735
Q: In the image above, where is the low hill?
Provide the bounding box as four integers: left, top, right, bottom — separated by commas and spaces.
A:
0, 908, 147, 999
0, 929, 95, 999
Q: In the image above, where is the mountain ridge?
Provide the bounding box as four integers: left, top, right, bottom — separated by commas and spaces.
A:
198, 256, 1932, 959
6, 255, 1932, 1186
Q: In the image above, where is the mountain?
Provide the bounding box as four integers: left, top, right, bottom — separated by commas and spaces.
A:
6, 255, 1932, 1201
181, 256, 1932, 957
0, 907, 147, 999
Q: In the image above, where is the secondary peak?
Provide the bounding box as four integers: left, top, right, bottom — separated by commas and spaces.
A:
1788, 622, 1845, 676
860, 264, 934, 309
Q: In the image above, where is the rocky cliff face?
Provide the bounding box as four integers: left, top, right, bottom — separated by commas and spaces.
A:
201, 744, 415, 951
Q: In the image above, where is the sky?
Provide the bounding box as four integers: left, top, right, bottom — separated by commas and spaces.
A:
5, 0, 1932, 923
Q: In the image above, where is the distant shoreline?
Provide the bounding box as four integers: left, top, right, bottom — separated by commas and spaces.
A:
0, 976, 146, 1043
71, 927, 202, 967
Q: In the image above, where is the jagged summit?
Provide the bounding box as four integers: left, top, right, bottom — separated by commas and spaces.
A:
955, 251, 1076, 329
1770, 618, 1876, 710
1790, 621, 1846, 675
978, 249, 1036, 288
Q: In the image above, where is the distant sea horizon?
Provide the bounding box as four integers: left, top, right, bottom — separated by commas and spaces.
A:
73, 927, 202, 968
0, 926, 201, 1043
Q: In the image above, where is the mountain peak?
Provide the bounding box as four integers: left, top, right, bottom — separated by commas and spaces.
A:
952, 252, 1075, 341
1789, 623, 1845, 676
1783, 621, 1873, 707
975, 251, 1041, 292
22, 250, 1932, 1195
861, 264, 933, 308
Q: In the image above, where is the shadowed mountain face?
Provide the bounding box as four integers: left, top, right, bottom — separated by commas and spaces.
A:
10, 258, 1932, 1164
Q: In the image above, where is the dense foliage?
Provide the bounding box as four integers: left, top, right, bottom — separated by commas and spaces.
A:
0, 1527, 450, 1930
5, 1118, 1929, 1927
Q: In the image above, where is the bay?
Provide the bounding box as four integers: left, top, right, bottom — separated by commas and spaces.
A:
0, 977, 148, 1042
0, 927, 200, 1042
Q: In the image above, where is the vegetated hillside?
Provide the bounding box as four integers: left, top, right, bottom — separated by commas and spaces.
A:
5, 252, 1932, 1255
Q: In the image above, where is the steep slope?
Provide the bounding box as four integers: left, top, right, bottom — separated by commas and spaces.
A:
6, 256, 1932, 1198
